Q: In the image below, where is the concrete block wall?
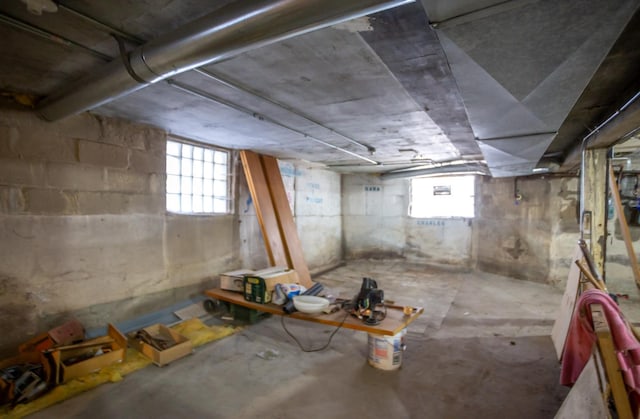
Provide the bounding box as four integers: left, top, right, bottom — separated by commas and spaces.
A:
342, 174, 473, 266
342, 173, 579, 284
293, 162, 342, 270
548, 177, 580, 287
474, 176, 579, 285
0, 108, 239, 355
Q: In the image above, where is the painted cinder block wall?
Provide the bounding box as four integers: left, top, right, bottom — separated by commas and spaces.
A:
342, 173, 582, 285
0, 107, 342, 355
341, 174, 474, 266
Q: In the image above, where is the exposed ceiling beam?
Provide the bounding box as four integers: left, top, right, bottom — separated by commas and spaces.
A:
562, 91, 640, 170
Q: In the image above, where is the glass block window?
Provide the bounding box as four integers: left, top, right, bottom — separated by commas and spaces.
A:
166, 139, 230, 214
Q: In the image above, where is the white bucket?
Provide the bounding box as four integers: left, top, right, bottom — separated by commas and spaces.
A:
367, 328, 406, 370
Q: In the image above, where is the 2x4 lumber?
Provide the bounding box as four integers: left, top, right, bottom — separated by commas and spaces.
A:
608, 165, 640, 288
575, 260, 607, 292
260, 155, 312, 288
590, 303, 633, 419
240, 150, 288, 267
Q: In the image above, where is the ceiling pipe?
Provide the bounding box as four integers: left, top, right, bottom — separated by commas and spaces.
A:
578, 89, 640, 238
167, 79, 380, 165
380, 162, 488, 180
194, 68, 377, 154
0, 13, 111, 61
38, 0, 413, 121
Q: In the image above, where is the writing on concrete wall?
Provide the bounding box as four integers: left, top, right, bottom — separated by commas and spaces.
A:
306, 196, 323, 204
279, 165, 302, 177
364, 186, 381, 192
417, 220, 445, 226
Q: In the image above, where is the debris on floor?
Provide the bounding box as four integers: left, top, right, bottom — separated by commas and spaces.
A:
0, 318, 242, 418
256, 349, 280, 360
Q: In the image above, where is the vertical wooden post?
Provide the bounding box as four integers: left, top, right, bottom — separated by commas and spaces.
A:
590, 303, 633, 419
583, 149, 608, 279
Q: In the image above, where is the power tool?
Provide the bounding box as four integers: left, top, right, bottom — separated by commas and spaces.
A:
352, 277, 386, 325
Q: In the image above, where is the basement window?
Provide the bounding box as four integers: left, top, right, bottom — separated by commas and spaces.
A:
410, 175, 475, 218
166, 139, 230, 214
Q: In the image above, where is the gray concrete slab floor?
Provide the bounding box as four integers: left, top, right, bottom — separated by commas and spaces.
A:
29, 261, 569, 419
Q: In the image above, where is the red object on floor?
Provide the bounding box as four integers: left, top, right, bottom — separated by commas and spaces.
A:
560, 289, 640, 410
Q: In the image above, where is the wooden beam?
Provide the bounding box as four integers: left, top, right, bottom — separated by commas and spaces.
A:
575, 260, 607, 292
261, 155, 312, 288
562, 97, 640, 170
608, 164, 640, 288
590, 303, 633, 419
240, 150, 288, 267
583, 149, 608, 277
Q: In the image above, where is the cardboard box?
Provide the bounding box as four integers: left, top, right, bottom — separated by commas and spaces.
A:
254, 269, 299, 292
127, 324, 193, 366
49, 323, 126, 384
19, 319, 85, 353
220, 269, 255, 292
243, 269, 299, 304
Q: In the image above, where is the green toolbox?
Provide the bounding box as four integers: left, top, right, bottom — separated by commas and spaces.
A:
243, 275, 271, 304
243, 268, 299, 304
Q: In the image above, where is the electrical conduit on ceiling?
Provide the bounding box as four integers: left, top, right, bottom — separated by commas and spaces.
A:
36, 0, 413, 121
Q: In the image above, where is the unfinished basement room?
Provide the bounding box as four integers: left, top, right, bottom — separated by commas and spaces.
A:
1, 0, 640, 417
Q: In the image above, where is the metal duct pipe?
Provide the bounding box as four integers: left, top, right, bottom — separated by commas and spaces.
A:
38, 0, 413, 121
380, 162, 488, 180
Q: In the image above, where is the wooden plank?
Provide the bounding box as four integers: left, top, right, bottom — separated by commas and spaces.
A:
575, 260, 607, 292
240, 150, 288, 267
608, 164, 640, 288
551, 245, 583, 360
562, 98, 640, 170
205, 288, 424, 336
590, 303, 633, 419
584, 149, 608, 277
261, 155, 312, 288
554, 352, 609, 419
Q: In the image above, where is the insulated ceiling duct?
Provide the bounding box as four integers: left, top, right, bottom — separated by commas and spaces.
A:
422, 0, 639, 177
37, 0, 413, 121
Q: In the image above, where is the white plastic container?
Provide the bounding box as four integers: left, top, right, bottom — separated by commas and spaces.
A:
367, 328, 406, 370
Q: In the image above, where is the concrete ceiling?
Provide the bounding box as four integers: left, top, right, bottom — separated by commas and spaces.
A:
1, 0, 639, 177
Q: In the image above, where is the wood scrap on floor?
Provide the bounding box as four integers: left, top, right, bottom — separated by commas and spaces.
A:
0, 318, 241, 419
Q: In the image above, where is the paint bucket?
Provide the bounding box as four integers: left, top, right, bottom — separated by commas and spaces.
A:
367, 328, 406, 370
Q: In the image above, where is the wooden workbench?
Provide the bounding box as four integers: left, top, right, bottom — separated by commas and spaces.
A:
204, 288, 424, 336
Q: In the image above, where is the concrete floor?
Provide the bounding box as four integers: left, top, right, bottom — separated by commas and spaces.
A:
30, 261, 569, 419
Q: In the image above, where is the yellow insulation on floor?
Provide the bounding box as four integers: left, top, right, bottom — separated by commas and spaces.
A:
1, 319, 241, 418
